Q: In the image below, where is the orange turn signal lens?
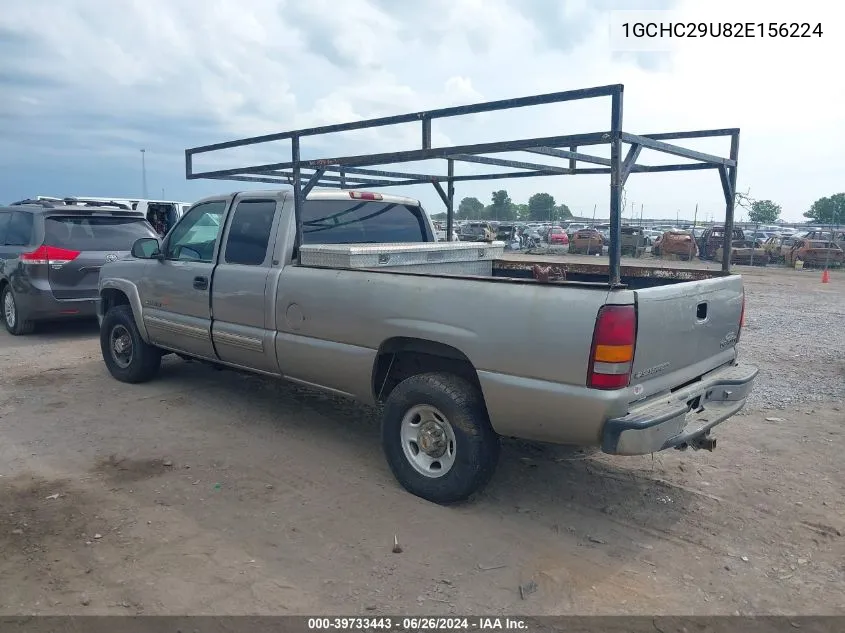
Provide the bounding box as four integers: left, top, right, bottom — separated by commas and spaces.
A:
593, 344, 634, 363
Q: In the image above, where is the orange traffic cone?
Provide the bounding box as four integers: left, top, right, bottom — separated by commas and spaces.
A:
821, 269, 830, 283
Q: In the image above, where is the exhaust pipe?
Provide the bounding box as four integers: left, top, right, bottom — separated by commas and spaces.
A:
689, 435, 717, 452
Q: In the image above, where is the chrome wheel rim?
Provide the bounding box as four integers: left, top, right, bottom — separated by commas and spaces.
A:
400, 404, 457, 478
110, 325, 134, 369
3, 292, 15, 328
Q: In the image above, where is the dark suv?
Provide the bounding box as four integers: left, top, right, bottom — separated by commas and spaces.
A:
0, 201, 158, 335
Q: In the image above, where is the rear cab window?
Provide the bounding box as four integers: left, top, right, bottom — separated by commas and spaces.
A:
223, 199, 277, 265
45, 215, 157, 251
300, 199, 429, 244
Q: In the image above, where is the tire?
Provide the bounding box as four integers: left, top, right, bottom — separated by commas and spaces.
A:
100, 305, 161, 383
2, 286, 35, 335
381, 373, 500, 504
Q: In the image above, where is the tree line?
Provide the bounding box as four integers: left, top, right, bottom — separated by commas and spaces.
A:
430, 190, 573, 222
430, 190, 844, 225
719, 193, 842, 225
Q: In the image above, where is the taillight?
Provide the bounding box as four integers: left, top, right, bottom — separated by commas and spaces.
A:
349, 191, 382, 201
20, 245, 81, 266
587, 304, 637, 390
737, 291, 746, 343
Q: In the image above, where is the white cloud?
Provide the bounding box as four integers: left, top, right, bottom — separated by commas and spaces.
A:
0, 0, 841, 220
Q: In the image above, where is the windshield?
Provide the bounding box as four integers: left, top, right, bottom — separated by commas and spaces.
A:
45, 215, 157, 251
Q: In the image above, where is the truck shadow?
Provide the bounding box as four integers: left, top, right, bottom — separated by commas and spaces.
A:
146, 360, 703, 610
158, 357, 694, 539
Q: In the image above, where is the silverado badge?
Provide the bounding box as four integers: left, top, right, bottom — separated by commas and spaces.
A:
633, 362, 670, 379
720, 331, 738, 349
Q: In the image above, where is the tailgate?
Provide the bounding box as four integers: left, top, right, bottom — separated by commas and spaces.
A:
631, 275, 744, 395
49, 249, 131, 300
45, 214, 157, 300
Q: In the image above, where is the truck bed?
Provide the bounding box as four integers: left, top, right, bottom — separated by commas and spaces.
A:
493, 253, 729, 288
288, 249, 745, 441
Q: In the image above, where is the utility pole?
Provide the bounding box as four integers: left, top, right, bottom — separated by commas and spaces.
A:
140, 149, 148, 199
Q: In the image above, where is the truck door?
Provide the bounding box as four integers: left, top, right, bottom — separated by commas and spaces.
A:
139, 200, 227, 359
211, 194, 283, 374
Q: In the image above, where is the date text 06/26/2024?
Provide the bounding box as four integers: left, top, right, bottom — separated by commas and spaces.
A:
307, 617, 529, 631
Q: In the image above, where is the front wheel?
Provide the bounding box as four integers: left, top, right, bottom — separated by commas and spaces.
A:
382, 373, 500, 504
100, 305, 161, 383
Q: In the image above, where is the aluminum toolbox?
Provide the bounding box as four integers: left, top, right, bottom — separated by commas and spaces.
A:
299, 241, 505, 275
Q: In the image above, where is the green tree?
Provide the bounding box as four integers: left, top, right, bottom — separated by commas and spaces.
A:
488, 190, 515, 220
457, 196, 484, 220
513, 203, 530, 220
804, 193, 845, 224
555, 203, 573, 220
748, 199, 781, 224
430, 212, 447, 220
528, 192, 556, 221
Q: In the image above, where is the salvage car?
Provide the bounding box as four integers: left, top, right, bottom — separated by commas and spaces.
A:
97, 188, 757, 504
762, 235, 794, 262
459, 222, 494, 242
716, 240, 769, 266
546, 226, 569, 246
568, 228, 604, 254
620, 226, 647, 257
699, 226, 745, 260
786, 239, 844, 267
652, 229, 698, 260
802, 229, 845, 252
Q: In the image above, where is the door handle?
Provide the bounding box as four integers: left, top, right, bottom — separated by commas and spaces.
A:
193, 276, 208, 290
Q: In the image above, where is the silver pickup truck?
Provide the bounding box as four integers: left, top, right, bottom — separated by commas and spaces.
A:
97, 188, 758, 503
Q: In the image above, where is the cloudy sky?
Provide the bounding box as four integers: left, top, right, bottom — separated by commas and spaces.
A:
0, 0, 840, 221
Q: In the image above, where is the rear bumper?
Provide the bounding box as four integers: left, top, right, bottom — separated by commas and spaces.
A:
602, 363, 759, 455
17, 288, 98, 322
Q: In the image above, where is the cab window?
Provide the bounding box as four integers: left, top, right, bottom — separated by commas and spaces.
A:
165, 201, 226, 262
224, 199, 276, 266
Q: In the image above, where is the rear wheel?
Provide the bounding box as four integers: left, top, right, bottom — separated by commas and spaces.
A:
381, 373, 500, 504
1, 286, 35, 335
100, 305, 161, 383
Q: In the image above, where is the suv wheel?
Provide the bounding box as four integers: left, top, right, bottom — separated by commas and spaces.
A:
2, 286, 35, 335
100, 305, 162, 383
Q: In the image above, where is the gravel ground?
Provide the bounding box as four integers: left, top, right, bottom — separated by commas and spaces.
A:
0, 264, 843, 615
735, 265, 845, 409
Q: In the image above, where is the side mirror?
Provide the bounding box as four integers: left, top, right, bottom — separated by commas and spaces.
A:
132, 237, 163, 260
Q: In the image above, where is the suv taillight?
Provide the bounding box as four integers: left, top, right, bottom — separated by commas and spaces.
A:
587, 305, 637, 390
736, 290, 746, 343
20, 245, 81, 265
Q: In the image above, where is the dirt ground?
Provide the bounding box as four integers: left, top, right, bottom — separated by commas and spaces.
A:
1, 264, 843, 616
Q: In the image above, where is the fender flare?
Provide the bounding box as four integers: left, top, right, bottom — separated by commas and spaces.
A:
99, 278, 150, 343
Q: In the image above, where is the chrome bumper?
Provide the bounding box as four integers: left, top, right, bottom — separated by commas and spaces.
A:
602, 363, 759, 456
